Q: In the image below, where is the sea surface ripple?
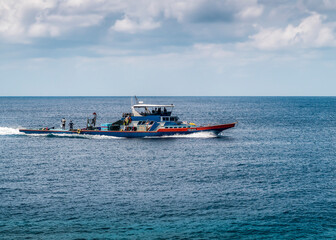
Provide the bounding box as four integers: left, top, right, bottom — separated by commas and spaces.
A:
0, 97, 335, 239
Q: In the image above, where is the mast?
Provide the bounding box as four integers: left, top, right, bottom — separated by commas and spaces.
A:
134, 95, 139, 104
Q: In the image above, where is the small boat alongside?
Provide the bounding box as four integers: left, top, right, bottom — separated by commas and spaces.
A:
19, 98, 236, 138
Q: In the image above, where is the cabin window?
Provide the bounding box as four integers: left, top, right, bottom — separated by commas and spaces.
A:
149, 121, 154, 125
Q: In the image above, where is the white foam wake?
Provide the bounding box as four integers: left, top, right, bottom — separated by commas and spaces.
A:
88, 135, 124, 139
0, 127, 23, 135
0, 126, 122, 139
50, 134, 124, 139
40, 132, 217, 139
15, 132, 123, 139
148, 131, 219, 139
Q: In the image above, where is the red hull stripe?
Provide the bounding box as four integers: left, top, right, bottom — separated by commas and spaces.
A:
157, 123, 236, 132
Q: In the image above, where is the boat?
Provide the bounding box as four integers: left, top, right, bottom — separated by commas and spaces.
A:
19, 97, 236, 137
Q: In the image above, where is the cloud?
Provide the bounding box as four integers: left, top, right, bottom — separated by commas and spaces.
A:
322, 0, 336, 8
0, 0, 264, 43
301, 0, 336, 11
111, 16, 160, 34
0, 0, 105, 42
237, 5, 264, 20
2, 0, 336, 57
162, 0, 263, 23
28, 14, 103, 38
109, 0, 262, 36
247, 13, 336, 50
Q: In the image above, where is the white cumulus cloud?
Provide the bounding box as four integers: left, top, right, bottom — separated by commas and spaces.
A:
111, 16, 160, 34
0, 0, 266, 42
237, 5, 264, 19
247, 13, 336, 50
0, 0, 105, 42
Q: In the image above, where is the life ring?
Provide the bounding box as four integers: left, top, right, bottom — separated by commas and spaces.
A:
77, 129, 81, 134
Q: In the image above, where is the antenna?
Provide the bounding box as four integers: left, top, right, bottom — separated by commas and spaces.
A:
134, 95, 139, 104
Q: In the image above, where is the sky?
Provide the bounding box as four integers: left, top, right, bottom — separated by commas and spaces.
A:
0, 0, 336, 96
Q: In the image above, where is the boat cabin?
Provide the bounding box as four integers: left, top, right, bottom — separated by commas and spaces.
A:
101, 100, 194, 132
131, 103, 174, 117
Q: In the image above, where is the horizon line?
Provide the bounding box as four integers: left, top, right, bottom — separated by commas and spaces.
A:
0, 95, 335, 97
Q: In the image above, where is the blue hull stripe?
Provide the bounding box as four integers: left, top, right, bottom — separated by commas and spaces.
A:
19, 129, 222, 138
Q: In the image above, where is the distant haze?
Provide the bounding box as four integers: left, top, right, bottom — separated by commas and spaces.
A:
0, 0, 336, 96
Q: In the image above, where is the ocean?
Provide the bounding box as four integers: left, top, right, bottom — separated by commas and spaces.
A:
0, 96, 335, 239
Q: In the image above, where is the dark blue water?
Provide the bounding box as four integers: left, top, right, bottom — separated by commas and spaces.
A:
1, 97, 335, 239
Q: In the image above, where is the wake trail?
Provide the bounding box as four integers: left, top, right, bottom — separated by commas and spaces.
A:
0, 127, 123, 139
0, 127, 23, 135
146, 131, 219, 139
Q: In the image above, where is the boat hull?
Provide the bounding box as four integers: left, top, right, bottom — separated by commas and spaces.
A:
19, 123, 236, 138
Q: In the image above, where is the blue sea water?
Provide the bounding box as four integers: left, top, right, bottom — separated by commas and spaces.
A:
0, 96, 335, 239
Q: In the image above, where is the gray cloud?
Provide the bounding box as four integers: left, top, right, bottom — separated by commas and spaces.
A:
0, 0, 335, 58
180, 1, 235, 23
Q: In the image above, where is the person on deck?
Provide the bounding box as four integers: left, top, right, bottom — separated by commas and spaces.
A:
92, 112, 97, 127
69, 120, 74, 130
61, 118, 66, 130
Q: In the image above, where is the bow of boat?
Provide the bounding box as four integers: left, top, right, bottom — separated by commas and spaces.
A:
195, 122, 237, 134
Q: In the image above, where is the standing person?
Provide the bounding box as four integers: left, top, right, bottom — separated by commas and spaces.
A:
69, 120, 74, 130
92, 112, 97, 127
61, 118, 66, 130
